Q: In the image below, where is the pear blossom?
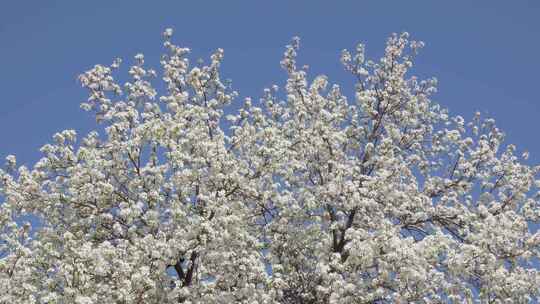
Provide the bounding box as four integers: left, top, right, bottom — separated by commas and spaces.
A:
1, 30, 540, 303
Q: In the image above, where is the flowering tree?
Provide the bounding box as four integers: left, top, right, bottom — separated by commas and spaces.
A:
1, 29, 540, 303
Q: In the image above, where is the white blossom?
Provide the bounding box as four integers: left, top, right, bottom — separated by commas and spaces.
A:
0, 30, 539, 303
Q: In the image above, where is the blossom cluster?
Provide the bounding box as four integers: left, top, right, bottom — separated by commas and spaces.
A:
1, 29, 539, 303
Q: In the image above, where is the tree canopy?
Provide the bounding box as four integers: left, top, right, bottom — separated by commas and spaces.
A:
1, 30, 539, 303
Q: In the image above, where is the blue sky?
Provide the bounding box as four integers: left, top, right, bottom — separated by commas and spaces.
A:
1, 1, 540, 167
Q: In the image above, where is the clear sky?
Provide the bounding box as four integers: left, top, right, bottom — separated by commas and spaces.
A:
1, 1, 539, 167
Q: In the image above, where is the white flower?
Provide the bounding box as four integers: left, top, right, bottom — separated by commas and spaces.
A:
1, 29, 539, 304
163, 28, 174, 39
5, 154, 16, 168
75, 296, 94, 304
